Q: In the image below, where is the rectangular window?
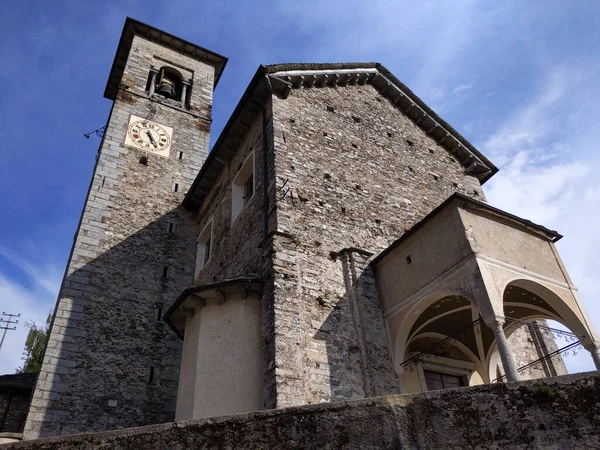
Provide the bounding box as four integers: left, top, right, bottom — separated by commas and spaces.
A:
244, 173, 254, 204
204, 235, 211, 265
424, 370, 465, 391
232, 151, 255, 222
195, 220, 213, 276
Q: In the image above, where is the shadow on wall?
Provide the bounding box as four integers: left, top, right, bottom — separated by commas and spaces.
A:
310, 249, 398, 404
26, 205, 200, 438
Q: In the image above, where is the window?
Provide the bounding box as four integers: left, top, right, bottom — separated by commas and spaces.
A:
423, 370, 466, 391
231, 152, 255, 222
244, 173, 254, 202
195, 220, 213, 276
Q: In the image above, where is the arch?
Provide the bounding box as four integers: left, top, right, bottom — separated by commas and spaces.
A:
406, 331, 480, 364
486, 277, 597, 382
392, 290, 476, 369
156, 66, 183, 100
502, 278, 596, 347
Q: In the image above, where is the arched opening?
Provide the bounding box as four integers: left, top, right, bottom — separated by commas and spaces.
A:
396, 294, 489, 393
155, 66, 183, 101
487, 279, 596, 382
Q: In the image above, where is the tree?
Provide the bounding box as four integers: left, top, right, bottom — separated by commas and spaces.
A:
18, 314, 51, 374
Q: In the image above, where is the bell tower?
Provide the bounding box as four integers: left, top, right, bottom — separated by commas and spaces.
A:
24, 18, 227, 439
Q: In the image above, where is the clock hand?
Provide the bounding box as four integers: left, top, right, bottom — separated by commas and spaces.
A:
146, 131, 157, 148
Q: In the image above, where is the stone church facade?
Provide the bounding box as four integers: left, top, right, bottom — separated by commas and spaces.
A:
21, 18, 600, 440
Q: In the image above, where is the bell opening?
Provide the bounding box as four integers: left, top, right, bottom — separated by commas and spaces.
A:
155, 66, 183, 101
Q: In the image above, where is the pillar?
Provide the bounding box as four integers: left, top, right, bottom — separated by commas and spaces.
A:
396, 366, 405, 394
181, 80, 191, 109
490, 319, 521, 382
148, 66, 158, 96
585, 344, 600, 370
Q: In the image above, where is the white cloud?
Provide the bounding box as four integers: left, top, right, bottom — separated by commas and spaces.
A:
0, 251, 59, 375
482, 65, 600, 373
0, 248, 61, 296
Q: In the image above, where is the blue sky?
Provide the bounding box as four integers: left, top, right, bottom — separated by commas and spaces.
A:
1, 1, 600, 374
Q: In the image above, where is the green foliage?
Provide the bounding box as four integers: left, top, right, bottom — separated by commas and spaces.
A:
17, 314, 51, 374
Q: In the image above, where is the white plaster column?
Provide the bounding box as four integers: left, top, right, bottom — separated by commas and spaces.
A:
181, 80, 190, 109
490, 319, 521, 382
396, 366, 405, 394
584, 344, 600, 370
148, 66, 158, 96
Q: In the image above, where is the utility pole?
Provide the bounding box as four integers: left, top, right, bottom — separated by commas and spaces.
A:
0, 312, 19, 353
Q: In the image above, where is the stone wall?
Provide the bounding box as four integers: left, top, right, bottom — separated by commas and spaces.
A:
23, 35, 216, 438
267, 83, 486, 407
4, 372, 599, 450
188, 104, 278, 410
505, 320, 568, 380
0, 374, 35, 434
193, 109, 271, 285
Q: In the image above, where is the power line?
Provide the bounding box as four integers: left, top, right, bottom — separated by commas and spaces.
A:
0, 312, 20, 353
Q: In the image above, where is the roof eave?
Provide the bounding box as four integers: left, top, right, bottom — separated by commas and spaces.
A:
184, 62, 500, 213
163, 277, 263, 339
183, 66, 272, 211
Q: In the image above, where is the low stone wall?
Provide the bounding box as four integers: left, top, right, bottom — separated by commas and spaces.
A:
3, 372, 599, 449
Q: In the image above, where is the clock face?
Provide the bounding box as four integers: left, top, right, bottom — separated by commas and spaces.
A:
124, 114, 173, 158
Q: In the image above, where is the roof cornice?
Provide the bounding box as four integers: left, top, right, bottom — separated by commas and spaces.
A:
104, 17, 228, 100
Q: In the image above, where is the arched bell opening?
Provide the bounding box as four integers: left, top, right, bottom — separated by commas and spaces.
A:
487, 279, 598, 382
395, 294, 490, 393
155, 66, 183, 101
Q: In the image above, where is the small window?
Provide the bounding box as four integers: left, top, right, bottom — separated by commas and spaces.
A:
244, 173, 254, 202
232, 152, 255, 222
195, 220, 213, 276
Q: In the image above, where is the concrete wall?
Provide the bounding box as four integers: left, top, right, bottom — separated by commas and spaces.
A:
5, 372, 600, 450
268, 83, 486, 408
175, 295, 263, 420
374, 205, 470, 314
458, 207, 566, 282
24, 35, 216, 438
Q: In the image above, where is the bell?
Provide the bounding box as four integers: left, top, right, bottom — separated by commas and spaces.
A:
156, 76, 175, 99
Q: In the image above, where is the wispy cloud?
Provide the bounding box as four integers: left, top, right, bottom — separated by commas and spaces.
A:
0, 250, 59, 374
453, 83, 473, 94
482, 64, 600, 372
0, 247, 61, 296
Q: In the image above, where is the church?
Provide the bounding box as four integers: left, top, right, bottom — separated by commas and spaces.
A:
15, 17, 600, 443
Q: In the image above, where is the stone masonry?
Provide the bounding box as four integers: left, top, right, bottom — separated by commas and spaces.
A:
23, 18, 573, 441
505, 320, 568, 380
24, 23, 224, 439
180, 67, 568, 412
5, 372, 600, 450
267, 83, 486, 406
